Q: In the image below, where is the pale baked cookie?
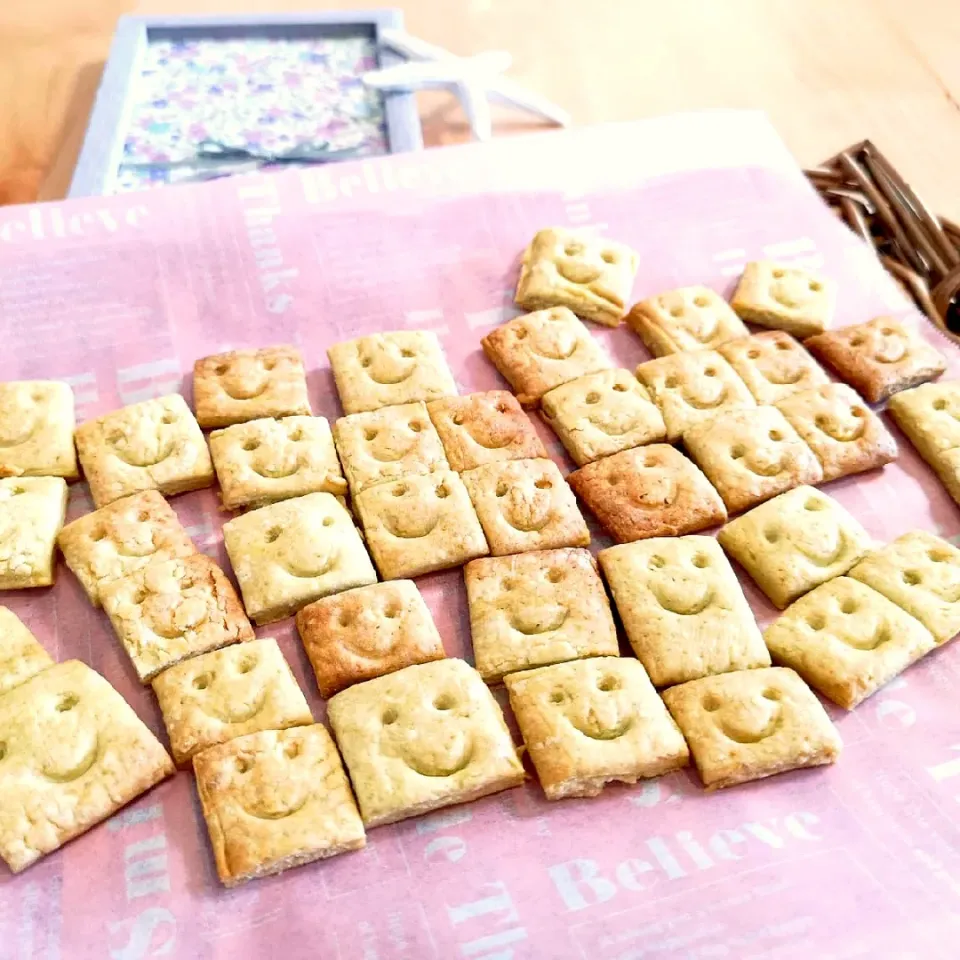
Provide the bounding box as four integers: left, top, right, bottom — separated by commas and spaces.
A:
805, 316, 947, 403
0, 477, 68, 590
355, 471, 488, 579
626, 286, 749, 355
193, 725, 365, 887
481, 307, 612, 407
717, 486, 872, 609
730, 261, 836, 338
101, 554, 255, 683
683, 406, 823, 515
598, 536, 769, 687
662, 667, 841, 790
194, 345, 312, 428
75, 394, 214, 508
540, 369, 666, 466
636, 350, 755, 442
0, 607, 53, 697
764, 578, 936, 710
209, 416, 347, 511
515, 227, 639, 327
505, 658, 689, 799
58, 490, 196, 607
427, 391, 546, 471
328, 331, 457, 415
464, 548, 618, 683
297, 580, 446, 698
223, 492, 376, 625
0, 660, 174, 872
718, 331, 829, 404
333, 401, 448, 496
462, 458, 590, 556
568, 444, 726, 543
327, 659, 524, 827
776, 383, 898, 482
152, 637, 313, 767
847, 530, 960, 644
0, 381, 78, 479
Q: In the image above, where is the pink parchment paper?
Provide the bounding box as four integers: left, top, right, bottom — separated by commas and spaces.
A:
2, 111, 960, 960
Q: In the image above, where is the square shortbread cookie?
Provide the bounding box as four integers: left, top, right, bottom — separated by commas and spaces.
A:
730, 261, 836, 338
683, 406, 823, 515
58, 490, 196, 607
764, 578, 936, 710
223, 492, 377, 625
193, 725, 366, 887
76, 394, 214, 508
636, 350, 755, 442
464, 548, 618, 683
540, 369, 666, 466
0, 660, 174, 872
193, 345, 312, 428
515, 227, 639, 327
333, 401, 449, 495
718, 331, 830, 405
568, 444, 727, 543
0, 381, 77, 479
481, 307, 612, 407
101, 554, 255, 683
327, 658, 524, 827
805, 316, 947, 404
505, 657, 689, 799
152, 637, 313, 767
662, 667, 842, 790
355, 471, 488, 580
0, 477, 68, 590
0, 607, 54, 697
599, 536, 770, 688
427, 391, 547, 472
847, 530, 960, 644
626, 286, 749, 355
296, 580, 446, 698
462, 458, 590, 556
717, 486, 873, 609
209, 416, 347, 511
776, 383, 898, 482
328, 331, 458, 415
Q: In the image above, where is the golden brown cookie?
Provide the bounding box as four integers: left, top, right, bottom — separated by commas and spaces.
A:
0, 477, 68, 590
730, 261, 835, 338
0, 381, 78, 479
718, 331, 829, 404
626, 286, 748, 355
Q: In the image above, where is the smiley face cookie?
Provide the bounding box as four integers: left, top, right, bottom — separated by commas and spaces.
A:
683, 406, 823, 515
805, 316, 947, 403
764, 578, 936, 709
193, 725, 366, 887
718, 331, 829, 405
0, 477, 68, 590
0, 660, 174, 872
223, 492, 377, 625
568, 444, 726, 543
75, 394, 214, 508
297, 580, 446, 698
152, 637, 313, 766
0, 381, 77, 479
599, 536, 769, 687
327, 659, 524, 827
0, 607, 53, 697
505, 658, 689, 799
481, 308, 612, 407
101, 554, 255, 683
515, 227, 639, 327
730, 261, 836, 338
328, 330, 458, 415
540, 369, 666, 466
464, 548, 618, 683
193, 345, 312, 428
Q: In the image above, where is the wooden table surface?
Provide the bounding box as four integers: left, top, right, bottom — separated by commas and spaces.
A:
1, 0, 959, 213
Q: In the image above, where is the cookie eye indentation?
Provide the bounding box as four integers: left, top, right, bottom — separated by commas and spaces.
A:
215, 363, 229, 375
693, 295, 709, 308
435, 484, 450, 499
934, 398, 948, 411
382, 707, 398, 725
649, 555, 665, 570
534, 478, 552, 490
322, 516, 334, 527
840, 599, 857, 615
612, 382, 628, 392
601, 251, 616, 264
692, 553, 709, 568
433, 694, 454, 711
409, 421, 422, 433
495, 482, 508, 497
56, 693, 78, 713
392, 484, 408, 498
284, 740, 301, 760
807, 613, 826, 630
762, 688, 781, 701
597, 675, 620, 692
265, 527, 282, 543
193, 674, 211, 691
547, 567, 564, 583
550, 689, 565, 704
243, 439, 260, 451
585, 392, 600, 405
238, 656, 257, 674
703, 694, 721, 712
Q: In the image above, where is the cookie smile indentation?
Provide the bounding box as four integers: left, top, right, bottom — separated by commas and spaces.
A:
0, 419, 37, 448
587, 415, 641, 436
760, 368, 805, 386
383, 514, 440, 539
719, 712, 782, 744
242, 796, 309, 821
572, 716, 634, 741
796, 532, 849, 567
366, 364, 415, 385
202, 692, 267, 725
222, 382, 268, 401
507, 607, 568, 635
402, 744, 474, 778
651, 586, 714, 616
110, 438, 176, 468
683, 388, 728, 410
282, 551, 340, 578
40, 737, 99, 783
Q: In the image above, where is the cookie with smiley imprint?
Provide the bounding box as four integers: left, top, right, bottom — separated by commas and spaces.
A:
0, 477, 68, 590
718, 331, 829, 405
193, 345, 312, 428
0, 380, 78, 479
730, 260, 836, 339
0, 606, 54, 697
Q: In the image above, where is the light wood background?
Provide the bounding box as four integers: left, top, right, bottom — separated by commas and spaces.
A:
1, 0, 959, 212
